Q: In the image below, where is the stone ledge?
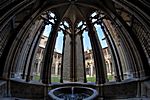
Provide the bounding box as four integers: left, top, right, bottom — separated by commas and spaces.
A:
0, 80, 7, 97
10, 80, 46, 99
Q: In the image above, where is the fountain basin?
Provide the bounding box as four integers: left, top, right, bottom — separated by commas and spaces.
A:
48, 86, 98, 100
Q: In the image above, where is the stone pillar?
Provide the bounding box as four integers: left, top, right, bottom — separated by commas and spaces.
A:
37, 49, 43, 74
62, 28, 85, 82
76, 34, 85, 82
37, 60, 41, 74
26, 21, 45, 82
100, 20, 123, 81
90, 64, 93, 77
107, 60, 111, 75
70, 33, 76, 82
55, 62, 58, 76
62, 34, 71, 82
114, 11, 150, 77
21, 19, 44, 79
60, 32, 66, 83
81, 33, 87, 83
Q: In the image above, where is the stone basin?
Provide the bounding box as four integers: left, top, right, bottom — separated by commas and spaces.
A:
48, 86, 98, 100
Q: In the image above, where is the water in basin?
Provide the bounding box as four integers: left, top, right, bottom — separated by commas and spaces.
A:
48, 86, 98, 100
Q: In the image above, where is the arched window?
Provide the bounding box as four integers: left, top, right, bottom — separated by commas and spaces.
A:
51, 30, 64, 83
82, 30, 96, 83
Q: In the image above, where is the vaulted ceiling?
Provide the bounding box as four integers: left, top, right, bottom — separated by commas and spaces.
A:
38, 0, 116, 23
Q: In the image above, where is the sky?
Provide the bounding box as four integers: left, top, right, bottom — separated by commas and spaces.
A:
43, 24, 107, 53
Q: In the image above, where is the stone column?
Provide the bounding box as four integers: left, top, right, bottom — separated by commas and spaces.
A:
62, 28, 85, 82
70, 33, 76, 82
60, 32, 66, 83
37, 49, 43, 74
37, 60, 41, 74
62, 34, 71, 82
21, 19, 44, 79
107, 60, 111, 75
90, 64, 93, 77
55, 62, 58, 76
76, 34, 85, 82
111, 10, 150, 77
80, 33, 87, 83
100, 20, 123, 81
26, 22, 45, 82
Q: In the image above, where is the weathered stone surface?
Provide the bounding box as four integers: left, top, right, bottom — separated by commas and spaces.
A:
0, 80, 7, 97
10, 80, 45, 99
141, 80, 150, 98
103, 81, 138, 99
63, 34, 71, 82
76, 35, 84, 82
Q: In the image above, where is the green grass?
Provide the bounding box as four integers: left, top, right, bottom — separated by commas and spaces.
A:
34, 75, 40, 80
86, 75, 114, 82
34, 75, 97, 82
34, 75, 114, 83
108, 75, 114, 80
87, 76, 96, 82
34, 75, 60, 82
51, 76, 60, 82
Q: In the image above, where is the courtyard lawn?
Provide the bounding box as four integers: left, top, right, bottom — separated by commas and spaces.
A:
86, 75, 114, 82
34, 75, 113, 82
34, 75, 60, 82
34, 74, 40, 80
51, 76, 60, 82
34, 75, 97, 82
108, 75, 114, 80
87, 76, 96, 82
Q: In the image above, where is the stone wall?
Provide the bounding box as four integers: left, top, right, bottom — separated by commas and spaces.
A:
10, 80, 46, 99
141, 80, 150, 98
103, 80, 138, 99
8, 79, 150, 99
0, 80, 7, 97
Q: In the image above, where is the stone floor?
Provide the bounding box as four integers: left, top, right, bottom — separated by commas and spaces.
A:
1, 97, 150, 100
102, 98, 150, 100
0, 98, 38, 100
